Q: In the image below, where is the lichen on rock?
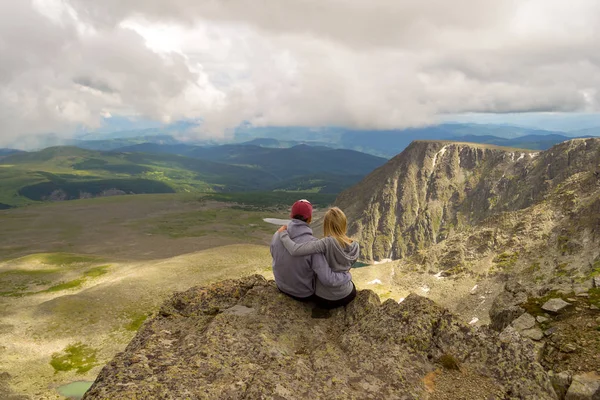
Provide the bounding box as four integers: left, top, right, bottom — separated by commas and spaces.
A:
84, 275, 557, 399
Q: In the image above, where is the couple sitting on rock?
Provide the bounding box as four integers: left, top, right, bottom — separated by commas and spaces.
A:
271, 199, 359, 309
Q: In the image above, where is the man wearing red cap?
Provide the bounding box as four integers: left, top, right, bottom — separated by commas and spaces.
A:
270, 199, 351, 301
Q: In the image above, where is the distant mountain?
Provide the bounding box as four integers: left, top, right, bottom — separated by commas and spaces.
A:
569, 126, 600, 137
114, 143, 388, 179
222, 145, 386, 179
2, 146, 95, 163
73, 135, 183, 151
240, 138, 281, 147
233, 123, 571, 157
0, 149, 24, 157
10, 122, 583, 156
0, 144, 386, 207
114, 142, 198, 155
240, 138, 335, 148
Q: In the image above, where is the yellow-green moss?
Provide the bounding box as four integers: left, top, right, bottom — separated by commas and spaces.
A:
438, 354, 461, 371
125, 313, 150, 332
50, 343, 98, 374
42, 278, 85, 293
493, 252, 519, 271
83, 265, 110, 278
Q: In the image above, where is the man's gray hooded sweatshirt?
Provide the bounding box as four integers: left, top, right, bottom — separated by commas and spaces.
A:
278, 229, 359, 300
271, 219, 351, 299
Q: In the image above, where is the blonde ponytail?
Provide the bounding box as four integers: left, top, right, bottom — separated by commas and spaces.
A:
323, 207, 353, 247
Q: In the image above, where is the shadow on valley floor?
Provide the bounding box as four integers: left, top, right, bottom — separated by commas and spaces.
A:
0, 194, 289, 262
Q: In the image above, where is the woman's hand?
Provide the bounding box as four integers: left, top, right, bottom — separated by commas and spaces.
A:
277, 225, 287, 233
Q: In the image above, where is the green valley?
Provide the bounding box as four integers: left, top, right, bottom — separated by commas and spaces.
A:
0, 144, 386, 208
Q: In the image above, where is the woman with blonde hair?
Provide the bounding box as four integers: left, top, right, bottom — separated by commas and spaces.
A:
277, 207, 359, 309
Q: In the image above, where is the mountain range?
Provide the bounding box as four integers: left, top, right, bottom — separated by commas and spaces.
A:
7, 122, 600, 158
233, 123, 599, 157
0, 144, 386, 207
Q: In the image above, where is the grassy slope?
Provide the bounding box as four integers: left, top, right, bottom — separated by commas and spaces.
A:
0, 147, 275, 206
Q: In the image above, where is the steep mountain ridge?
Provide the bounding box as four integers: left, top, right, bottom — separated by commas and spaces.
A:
337, 138, 600, 261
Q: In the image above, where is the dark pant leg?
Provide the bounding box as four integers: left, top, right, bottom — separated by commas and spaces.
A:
278, 288, 316, 303
314, 283, 357, 310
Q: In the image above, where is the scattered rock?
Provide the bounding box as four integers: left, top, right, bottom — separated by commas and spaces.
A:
545, 327, 559, 337
594, 277, 600, 288
222, 305, 255, 316
561, 343, 578, 354
542, 298, 572, 313
577, 293, 590, 298
548, 370, 572, 399
573, 281, 593, 295
537, 316, 550, 323
83, 275, 558, 400
489, 284, 527, 331
505, 281, 525, 294
591, 305, 599, 310
565, 372, 600, 400
512, 313, 536, 331
498, 326, 520, 344
533, 342, 546, 362
521, 327, 544, 341
567, 298, 578, 303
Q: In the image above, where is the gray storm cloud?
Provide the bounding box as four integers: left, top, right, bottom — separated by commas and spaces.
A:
1, 0, 599, 145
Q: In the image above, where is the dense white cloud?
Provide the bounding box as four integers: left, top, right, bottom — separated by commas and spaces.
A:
1, 0, 600, 145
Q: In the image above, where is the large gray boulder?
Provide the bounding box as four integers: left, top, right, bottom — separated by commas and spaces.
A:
565, 373, 600, 400
512, 313, 536, 331
542, 298, 572, 313
489, 283, 528, 331
84, 275, 557, 400
549, 370, 573, 399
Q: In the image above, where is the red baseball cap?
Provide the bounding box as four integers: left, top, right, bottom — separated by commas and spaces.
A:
290, 199, 313, 221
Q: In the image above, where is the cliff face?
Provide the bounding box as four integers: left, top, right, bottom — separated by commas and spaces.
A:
336, 138, 600, 261
84, 275, 556, 400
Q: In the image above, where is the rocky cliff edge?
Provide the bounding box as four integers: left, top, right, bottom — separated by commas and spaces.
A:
84, 275, 557, 399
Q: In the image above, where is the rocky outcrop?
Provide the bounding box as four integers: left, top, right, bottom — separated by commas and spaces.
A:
565, 373, 600, 400
336, 138, 600, 261
489, 282, 527, 331
84, 275, 557, 399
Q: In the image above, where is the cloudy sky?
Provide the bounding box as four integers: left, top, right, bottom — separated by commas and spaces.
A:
1, 0, 599, 144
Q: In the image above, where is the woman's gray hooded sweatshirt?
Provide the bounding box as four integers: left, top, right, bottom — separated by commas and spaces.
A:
278, 230, 359, 300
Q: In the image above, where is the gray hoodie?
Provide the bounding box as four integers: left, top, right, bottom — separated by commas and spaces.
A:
270, 219, 351, 299
279, 230, 359, 300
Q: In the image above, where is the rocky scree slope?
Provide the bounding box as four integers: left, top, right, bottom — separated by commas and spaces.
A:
84, 275, 557, 400
336, 139, 600, 262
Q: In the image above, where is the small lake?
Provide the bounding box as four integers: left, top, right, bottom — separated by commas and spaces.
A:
263, 218, 291, 226
57, 381, 94, 399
